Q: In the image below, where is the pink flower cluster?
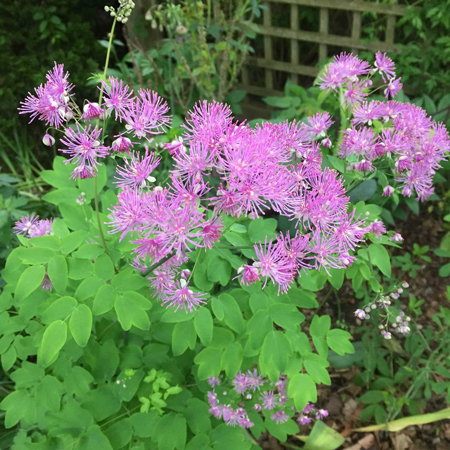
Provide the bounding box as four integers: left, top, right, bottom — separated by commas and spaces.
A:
19, 67, 170, 179
207, 371, 328, 429
13, 215, 54, 238
108, 101, 370, 302
19, 63, 74, 128
318, 52, 449, 201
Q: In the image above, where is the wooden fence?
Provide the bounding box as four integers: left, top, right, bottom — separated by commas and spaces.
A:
240, 0, 406, 98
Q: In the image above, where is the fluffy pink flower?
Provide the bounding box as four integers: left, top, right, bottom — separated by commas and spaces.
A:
99, 76, 134, 120
59, 124, 109, 179
161, 279, 206, 312
114, 149, 160, 189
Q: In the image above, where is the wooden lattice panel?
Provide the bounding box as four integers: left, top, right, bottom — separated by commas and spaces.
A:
240, 0, 406, 97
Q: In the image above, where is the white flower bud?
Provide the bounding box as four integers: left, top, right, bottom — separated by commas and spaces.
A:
42, 134, 55, 147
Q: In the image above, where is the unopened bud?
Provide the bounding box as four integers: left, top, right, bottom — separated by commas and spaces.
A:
42, 134, 55, 147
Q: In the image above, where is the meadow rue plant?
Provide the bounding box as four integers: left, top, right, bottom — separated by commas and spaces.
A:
2, 16, 450, 448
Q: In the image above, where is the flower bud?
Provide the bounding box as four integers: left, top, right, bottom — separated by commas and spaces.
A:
42, 134, 55, 147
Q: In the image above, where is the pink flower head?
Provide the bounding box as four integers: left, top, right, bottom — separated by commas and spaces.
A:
390, 232, 403, 242
305, 112, 333, 138
59, 124, 109, 179
238, 416, 254, 428
384, 78, 402, 98
366, 219, 386, 238
383, 185, 395, 196
253, 238, 296, 293
200, 217, 223, 249
182, 100, 233, 151
164, 138, 186, 156
375, 52, 396, 82
130, 258, 148, 273
354, 309, 366, 320
246, 369, 265, 391
99, 76, 134, 120
298, 416, 312, 425
29, 218, 54, 238
161, 279, 206, 313
122, 89, 170, 140
261, 391, 277, 410
236, 265, 260, 286
316, 409, 329, 420
19, 63, 74, 128
233, 372, 249, 394
271, 410, 289, 424
112, 136, 133, 154
108, 188, 147, 241
82, 102, 103, 121
114, 148, 160, 189
208, 376, 221, 388
14, 214, 39, 236
343, 80, 368, 108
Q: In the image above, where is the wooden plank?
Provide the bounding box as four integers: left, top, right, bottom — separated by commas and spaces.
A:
258, 25, 399, 53
263, 6, 274, 90
246, 57, 319, 77
385, 14, 396, 46
267, 0, 406, 16
352, 11, 362, 54
290, 3, 299, 84
319, 8, 329, 62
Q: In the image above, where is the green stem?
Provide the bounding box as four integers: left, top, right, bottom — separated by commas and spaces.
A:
142, 251, 177, 277
93, 18, 117, 255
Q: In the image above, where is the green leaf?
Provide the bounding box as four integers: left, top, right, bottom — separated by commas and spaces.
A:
214, 293, 245, 334
248, 217, 278, 243
263, 96, 292, 108
104, 419, 133, 450
82, 386, 121, 421
153, 413, 187, 450
288, 288, 319, 308
75, 276, 106, 301
326, 329, 354, 355
369, 243, 391, 277
269, 303, 305, 330
304, 420, 345, 450
359, 390, 385, 404
327, 155, 345, 173
52, 218, 70, 238
193, 307, 213, 346
70, 304, 93, 347
185, 399, 211, 435
29, 235, 61, 251
48, 255, 68, 294
310, 315, 331, 337
1, 346, 16, 372
288, 373, 317, 411
115, 293, 151, 331
38, 320, 68, 368
68, 258, 93, 279
93, 284, 117, 315
61, 230, 87, 255
260, 331, 292, 377
73, 243, 105, 259
15, 265, 45, 302
129, 411, 160, 438
41, 296, 77, 323
43, 187, 81, 205
327, 268, 344, 290
220, 342, 243, 378
349, 179, 377, 203
304, 354, 331, 385
193, 261, 214, 292
207, 256, 231, 286
41, 169, 77, 189
60, 202, 91, 230
246, 310, 272, 350
94, 254, 115, 280
17, 247, 55, 264
78, 163, 107, 200
172, 320, 196, 356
